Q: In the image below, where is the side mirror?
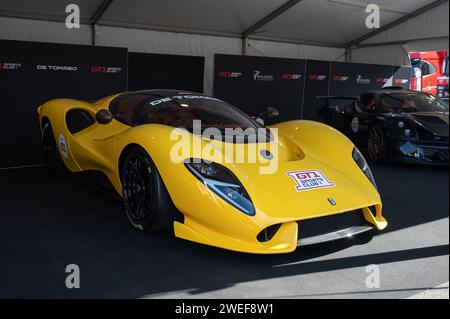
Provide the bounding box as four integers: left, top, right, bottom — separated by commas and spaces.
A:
95, 109, 113, 125
259, 107, 279, 120
255, 117, 265, 126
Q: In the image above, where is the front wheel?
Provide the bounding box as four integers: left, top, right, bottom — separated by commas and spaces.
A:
367, 124, 388, 162
121, 147, 177, 232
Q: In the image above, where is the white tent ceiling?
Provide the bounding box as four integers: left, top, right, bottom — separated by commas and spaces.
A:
1, 0, 448, 94
0, 0, 447, 48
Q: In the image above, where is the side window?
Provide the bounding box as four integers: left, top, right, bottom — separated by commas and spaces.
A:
420, 61, 436, 76
359, 93, 376, 112
66, 109, 95, 134
428, 62, 436, 74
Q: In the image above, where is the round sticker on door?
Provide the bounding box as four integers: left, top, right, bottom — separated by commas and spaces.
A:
58, 134, 68, 159
351, 117, 359, 133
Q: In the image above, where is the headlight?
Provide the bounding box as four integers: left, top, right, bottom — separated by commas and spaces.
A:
404, 129, 411, 137
184, 159, 255, 216
352, 147, 378, 190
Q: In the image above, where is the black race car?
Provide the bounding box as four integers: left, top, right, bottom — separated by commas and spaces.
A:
317, 87, 449, 165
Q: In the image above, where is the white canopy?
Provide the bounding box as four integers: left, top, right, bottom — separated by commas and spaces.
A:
1, 0, 448, 93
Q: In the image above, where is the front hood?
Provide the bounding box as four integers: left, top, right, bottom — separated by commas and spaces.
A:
206, 133, 379, 222
233, 153, 378, 222
387, 112, 449, 137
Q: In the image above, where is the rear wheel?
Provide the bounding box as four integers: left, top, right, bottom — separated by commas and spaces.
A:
41, 121, 67, 174
121, 147, 177, 232
367, 124, 387, 162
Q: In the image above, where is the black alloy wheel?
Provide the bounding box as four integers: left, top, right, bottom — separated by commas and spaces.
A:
121, 147, 179, 232
368, 124, 387, 162
122, 151, 153, 229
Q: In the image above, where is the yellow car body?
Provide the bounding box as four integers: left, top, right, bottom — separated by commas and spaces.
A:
37, 90, 387, 254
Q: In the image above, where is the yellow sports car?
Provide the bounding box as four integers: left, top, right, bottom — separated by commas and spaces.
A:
37, 90, 387, 254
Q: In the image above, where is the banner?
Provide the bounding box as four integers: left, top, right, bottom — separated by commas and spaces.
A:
392, 66, 413, 89
214, 54, 305, 124
128, 52, 204, 92
214, 55, 410, 122
329, 61, 394, 97
0, 40, 128, 165
302, 60, 331, 120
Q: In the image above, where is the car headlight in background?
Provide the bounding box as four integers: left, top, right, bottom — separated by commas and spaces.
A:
352, 147, 378, 190
184, 159, 255, 216
394, 119, 419, 139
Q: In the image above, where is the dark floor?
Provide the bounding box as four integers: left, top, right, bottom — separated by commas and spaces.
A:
0, 145, 43, 168
0, 163, 448, 298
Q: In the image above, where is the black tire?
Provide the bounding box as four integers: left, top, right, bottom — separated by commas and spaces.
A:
121, 147, 178, 232
41, 121, 67, 174
367, 124, 388, 162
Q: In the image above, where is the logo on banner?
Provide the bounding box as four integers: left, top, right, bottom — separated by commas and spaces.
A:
218, 71, 242, 78
90, 66, 122, 73
376, 78, 390, 84
356, 75, 371, 85
253, 71, 274, 81
0, 63, 21, 70
287, 170, 335, 192
282, 73, 302, 80
309, 74, 327, 81
37, 65, 78, 72
332, 75, 350, 82
394, 79, 409, 85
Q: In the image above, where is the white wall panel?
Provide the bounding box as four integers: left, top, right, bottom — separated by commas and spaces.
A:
404, 37, 450, 53
350, 45, 411, 66
361, 2, 449, 45
96, 26, 242, 95
246, 39, 345, 61
0, 16, 91, 45
351, 1, 449, 67
96, 26, 345, 94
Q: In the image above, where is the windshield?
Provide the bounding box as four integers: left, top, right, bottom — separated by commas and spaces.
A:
110, 93, 261, 129
381, 93, 449, 114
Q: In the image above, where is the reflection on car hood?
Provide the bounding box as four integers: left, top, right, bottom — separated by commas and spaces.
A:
390, 112, 449, 137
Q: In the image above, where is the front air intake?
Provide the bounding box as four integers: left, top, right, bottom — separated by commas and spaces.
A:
257, 224, 282, 242
297, 209, 367, 240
